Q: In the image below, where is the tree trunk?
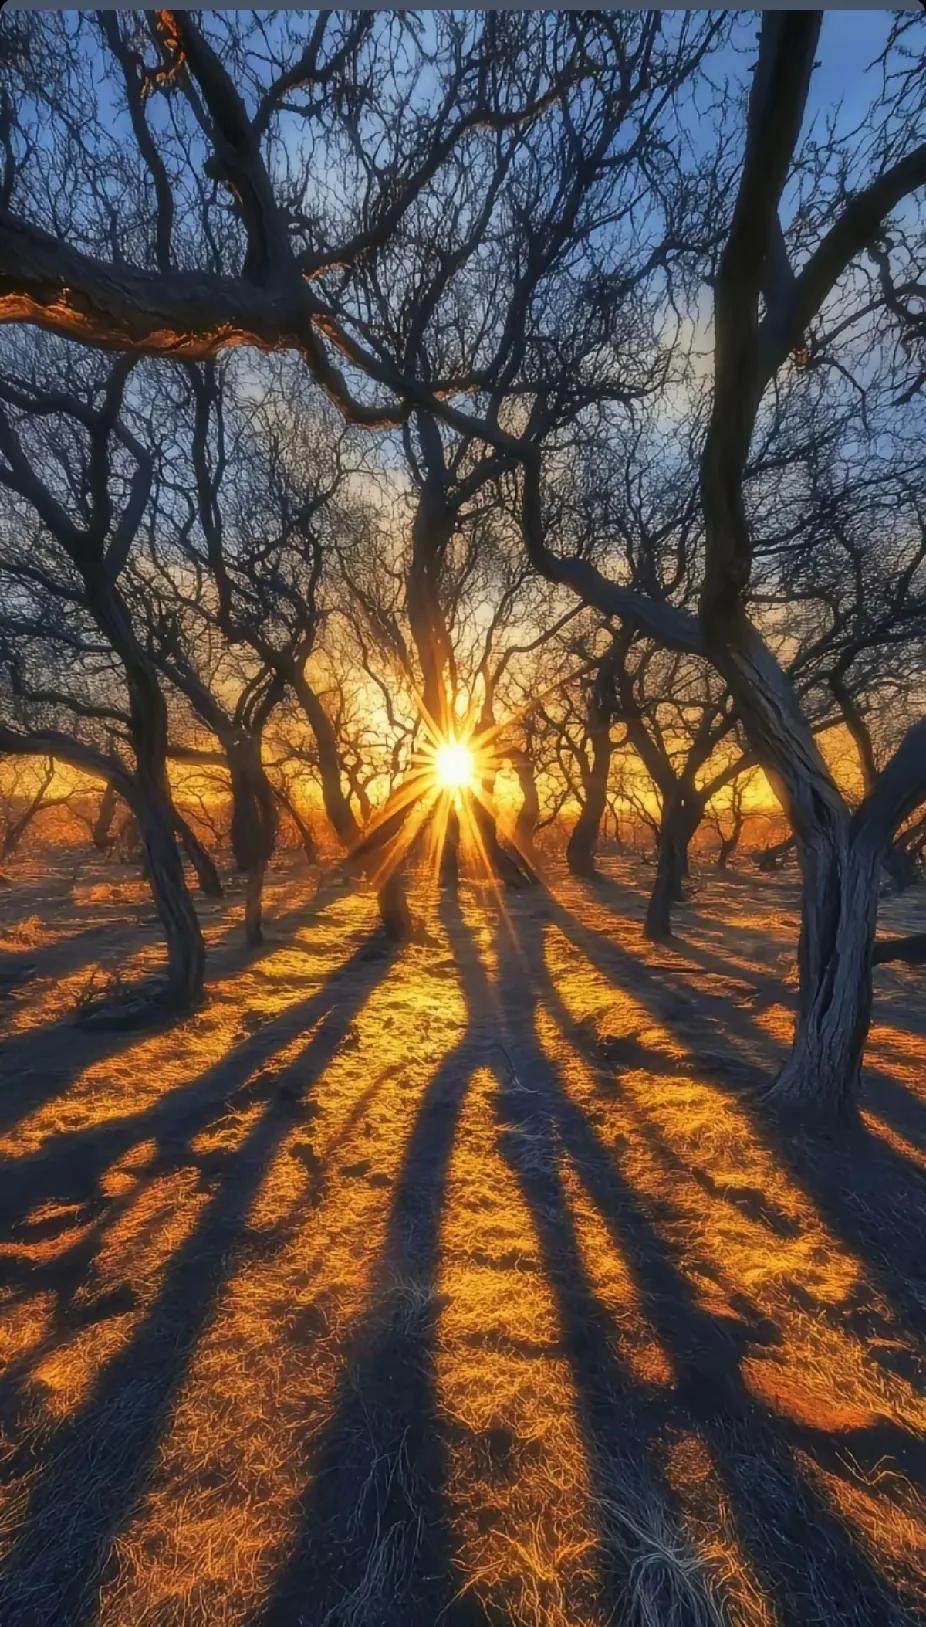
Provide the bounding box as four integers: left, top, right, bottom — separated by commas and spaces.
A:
89, 579, 204, 1008
756, 832, 797, 872
244, 860, 266, 946
717, 827, 739, 870
174, 811, 223, 899
766, 830, 880, 1120
91, 780, 119, 851
275, 787, 318, 865
882, 839, 921, 893
226, 736, 277, 945
512, 747, 540, 855
132, 785, 205, 1009
291, 672, 359, 848
440, 803, 460, 887
566, 724, 611, 879
643, 791, 701, 942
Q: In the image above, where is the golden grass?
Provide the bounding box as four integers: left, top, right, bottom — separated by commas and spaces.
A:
0, 856, 923, 1625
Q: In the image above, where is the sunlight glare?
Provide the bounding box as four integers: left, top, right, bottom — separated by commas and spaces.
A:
435, 738, 475, 791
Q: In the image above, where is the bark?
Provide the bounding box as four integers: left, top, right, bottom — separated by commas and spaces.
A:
768, 827, 880, 1120
292, 671, 361, 847
439, 804, 460, 887
244, 861, 266, 946
133, 788, 206, 1008
406, 477, 455, 735
566, 645, 620, 879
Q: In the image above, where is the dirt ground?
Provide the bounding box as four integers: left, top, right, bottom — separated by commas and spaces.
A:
0, 848, 924, 1627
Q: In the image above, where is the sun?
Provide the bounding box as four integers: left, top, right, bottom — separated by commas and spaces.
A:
434, 738, 475, 791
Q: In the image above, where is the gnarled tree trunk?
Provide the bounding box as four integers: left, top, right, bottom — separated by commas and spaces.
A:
566, 732, 611, 878
768, 826, 880, 1119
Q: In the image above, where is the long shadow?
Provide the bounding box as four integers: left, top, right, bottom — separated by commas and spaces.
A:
0, 934, 395, 1627
544, 887, 926, 1349
495, 901, 922, 1625
482, 912, 726, 1621
0, 937, 386, 1242
260, 888, 488, 1627
0, 888, 372, 1144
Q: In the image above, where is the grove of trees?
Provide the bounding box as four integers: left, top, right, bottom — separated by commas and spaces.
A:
0, 9, 923, 1123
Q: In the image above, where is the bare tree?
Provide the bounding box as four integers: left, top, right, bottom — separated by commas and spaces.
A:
0, 755, 74, 862
0, 341, 204, 1008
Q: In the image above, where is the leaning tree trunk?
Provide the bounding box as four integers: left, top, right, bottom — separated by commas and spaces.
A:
174, 811, 223, 899
699, 617, 926, 1122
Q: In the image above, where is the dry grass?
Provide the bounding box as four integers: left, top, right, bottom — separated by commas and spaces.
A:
0, 851, 924, 1626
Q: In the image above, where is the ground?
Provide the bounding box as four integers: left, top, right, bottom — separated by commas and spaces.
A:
0, 849, 924, 1627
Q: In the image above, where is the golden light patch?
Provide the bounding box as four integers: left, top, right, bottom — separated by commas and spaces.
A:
435, 739, 476, 791
436, 1066, 600, 1627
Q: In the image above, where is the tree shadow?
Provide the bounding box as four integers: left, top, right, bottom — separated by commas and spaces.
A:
0, 933, 395, 1627
0, 888, 372, 1142
490, 900, 923, 1625
543, 886, 926, 1346
259, 888, 498, 1627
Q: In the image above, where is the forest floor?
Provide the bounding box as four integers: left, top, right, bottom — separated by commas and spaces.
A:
0, 848, 924, 1627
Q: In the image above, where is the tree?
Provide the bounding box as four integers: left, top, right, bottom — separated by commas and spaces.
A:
0, 755, 74, 862
0, 340, 203, 1008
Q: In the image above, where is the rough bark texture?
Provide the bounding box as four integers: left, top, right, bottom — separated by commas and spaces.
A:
768, 829, 880, 1119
